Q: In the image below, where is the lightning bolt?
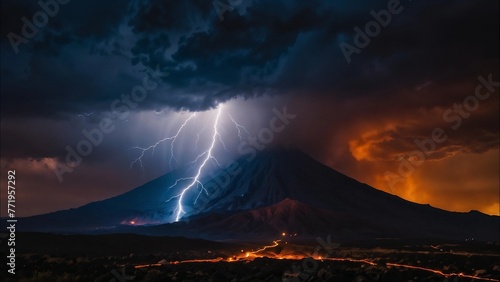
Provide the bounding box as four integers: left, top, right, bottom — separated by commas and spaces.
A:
129, 113, 196, 170
194, 126, 207, 153
170, 105, 224, 222
130, 104, 246, 223
229, 114, 251, 141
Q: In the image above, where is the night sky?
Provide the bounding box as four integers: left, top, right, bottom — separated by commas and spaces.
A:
1, 0, 498, 217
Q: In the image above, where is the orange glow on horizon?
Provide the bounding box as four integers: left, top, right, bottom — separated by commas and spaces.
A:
387, 263, 499, 281
133, 242, 499, 282
361, 148, 500, 216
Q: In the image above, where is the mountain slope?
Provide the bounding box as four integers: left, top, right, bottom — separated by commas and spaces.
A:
19, 148, 499, 241
119, 197, 497, 241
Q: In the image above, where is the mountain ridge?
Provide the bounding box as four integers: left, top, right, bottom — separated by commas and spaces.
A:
18, 148, 499, 241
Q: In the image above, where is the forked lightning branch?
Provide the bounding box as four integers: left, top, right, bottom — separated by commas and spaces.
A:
130, 104, 234, 222
130, 104, 296, 222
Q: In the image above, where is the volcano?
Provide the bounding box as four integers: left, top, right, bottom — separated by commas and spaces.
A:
20, 149, 499, 241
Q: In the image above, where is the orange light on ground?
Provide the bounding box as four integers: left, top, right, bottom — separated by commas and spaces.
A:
387, 263, 499, 281
325, 258, 377, 266
134, 263, 162, 269
133, 255, 499, 282
249, 240, 281, 255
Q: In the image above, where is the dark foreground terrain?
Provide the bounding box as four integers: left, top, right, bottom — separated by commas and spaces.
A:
1, 233, 499, 282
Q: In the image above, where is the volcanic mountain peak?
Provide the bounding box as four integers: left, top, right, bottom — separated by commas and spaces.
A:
272, 197, 303, 207
19, 148, 499, 241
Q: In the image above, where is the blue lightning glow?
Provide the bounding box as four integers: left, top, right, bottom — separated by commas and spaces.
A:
130, 113, 197, 170
130, 104, 246, 222
172, 105, 224, 221
229, 114, 251, 141
194, 126, 207, 153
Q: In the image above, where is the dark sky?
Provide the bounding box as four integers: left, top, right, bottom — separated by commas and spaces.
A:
1, 0, 498, 216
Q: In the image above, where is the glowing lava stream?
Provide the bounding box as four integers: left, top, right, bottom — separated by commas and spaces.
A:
135, 256, 498, 282
132, 239, 499, 281
171, 105, 224, 222
246, 240, 281, 258
386, 263, 499, 281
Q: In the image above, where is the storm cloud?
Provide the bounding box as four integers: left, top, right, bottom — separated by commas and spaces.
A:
1, 0, 498, 216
